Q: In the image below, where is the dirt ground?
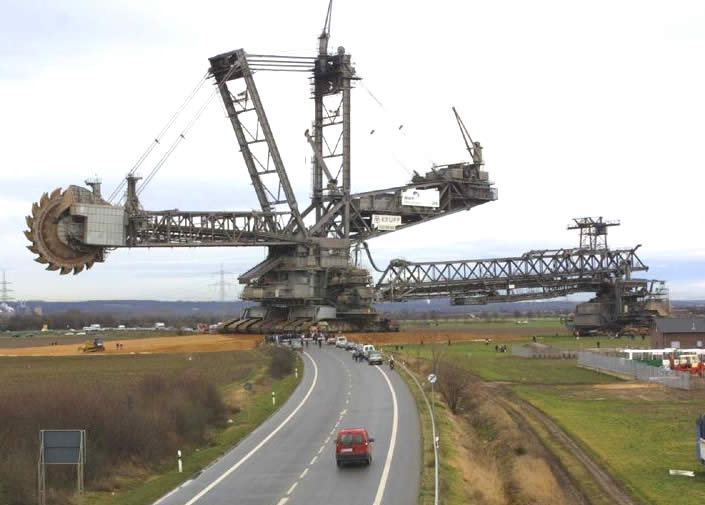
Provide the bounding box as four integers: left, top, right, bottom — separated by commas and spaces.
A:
0, 327, 549, 357
0, 333, 261, 356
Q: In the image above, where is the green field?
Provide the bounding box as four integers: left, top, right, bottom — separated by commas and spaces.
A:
398, 316, 566, 331
0, 349, 259, 386
513, 385, 705, 505
382, 340, 617, 384
384, 334, 705, 505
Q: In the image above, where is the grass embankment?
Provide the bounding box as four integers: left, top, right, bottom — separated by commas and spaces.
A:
395, 353, 576, 505
0, 347, 302, 505
386, 336, 705, 505
395, 360, 468, 505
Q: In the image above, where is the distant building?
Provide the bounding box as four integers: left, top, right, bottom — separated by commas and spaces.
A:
0, 302, 14, 317
651, 318, 705, 349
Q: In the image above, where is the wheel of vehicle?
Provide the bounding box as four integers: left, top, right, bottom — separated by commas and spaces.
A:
366, 456, 371, 465
336, 460, 343, 468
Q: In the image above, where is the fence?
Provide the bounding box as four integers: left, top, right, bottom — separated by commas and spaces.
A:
577, 351, 701, 390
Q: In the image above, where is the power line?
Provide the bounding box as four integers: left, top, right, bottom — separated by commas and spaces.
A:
209, 265, 236, 323
209, 264, 235, 303
0, 271, 14, 303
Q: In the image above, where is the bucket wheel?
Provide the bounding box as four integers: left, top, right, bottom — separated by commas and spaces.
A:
24, 187, 104, 275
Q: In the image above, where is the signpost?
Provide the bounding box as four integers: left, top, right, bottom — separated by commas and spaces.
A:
426, 373, 439, 505
38, 429, 86, 505
427, 373, 438, 428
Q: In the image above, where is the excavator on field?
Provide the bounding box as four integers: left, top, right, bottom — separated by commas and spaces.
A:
78, 337, 105, 353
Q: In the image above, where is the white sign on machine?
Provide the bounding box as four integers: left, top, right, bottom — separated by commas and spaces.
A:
401, 188, 440, 208
372, 214, 402, 231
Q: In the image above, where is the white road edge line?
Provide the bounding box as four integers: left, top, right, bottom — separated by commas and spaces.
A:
275, 498, 289, 505
318, 445, 325, 455
310, 455, 318, 465
286, 482, 298, 495
372, 366, 399, 505
178, 352, 319, 505
299, 468, 309, 479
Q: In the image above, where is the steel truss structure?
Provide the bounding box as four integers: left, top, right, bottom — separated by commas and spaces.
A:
377, 247, 648, 304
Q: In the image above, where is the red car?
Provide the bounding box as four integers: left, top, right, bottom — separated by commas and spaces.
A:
335, 428, 374, 467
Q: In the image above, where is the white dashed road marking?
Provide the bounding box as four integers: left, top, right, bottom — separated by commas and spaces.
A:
178, 353, 319, 505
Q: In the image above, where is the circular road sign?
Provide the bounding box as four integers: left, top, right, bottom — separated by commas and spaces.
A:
427, 373, 437, 384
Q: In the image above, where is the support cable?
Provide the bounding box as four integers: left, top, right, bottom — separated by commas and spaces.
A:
358, 79, 437, 173
137, 64, 240, 196
137, 88, 219, 196
108, 72, 209, 203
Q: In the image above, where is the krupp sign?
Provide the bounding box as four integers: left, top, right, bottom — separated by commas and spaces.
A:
401, 188, 440, 208
372, 214, 402, 231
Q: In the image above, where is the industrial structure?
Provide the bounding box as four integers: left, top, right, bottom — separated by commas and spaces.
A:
377, 218, 669, 335
24, 3, 667, 334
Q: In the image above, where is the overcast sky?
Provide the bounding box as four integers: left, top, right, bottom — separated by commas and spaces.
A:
1, 0, 704, 301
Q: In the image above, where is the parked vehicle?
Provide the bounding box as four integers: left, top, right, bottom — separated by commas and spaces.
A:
326, 336, 336, 345
367, 351, 384, 365
336, 336, 348, 348
335, 428, 374, 467
362, 344, 376, 360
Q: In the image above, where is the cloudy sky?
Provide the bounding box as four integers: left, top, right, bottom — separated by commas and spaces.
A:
1, 0, 704, 301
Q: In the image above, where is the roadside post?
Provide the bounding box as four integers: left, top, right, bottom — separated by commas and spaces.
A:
272, 391, 276, 406
244, 382, 253, 422
177, 450, 182, 473
427, 372, 439, 505
295, 367, 298, 379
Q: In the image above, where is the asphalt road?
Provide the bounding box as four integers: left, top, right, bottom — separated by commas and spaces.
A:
153, 345, 421, 505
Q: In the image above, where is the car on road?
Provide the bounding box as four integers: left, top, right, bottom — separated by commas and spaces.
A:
335, 336, 348, 348
367, 351, 384, 365
362, 344, 376, 360
326, 336, 336, 345
335, 428, 374, 467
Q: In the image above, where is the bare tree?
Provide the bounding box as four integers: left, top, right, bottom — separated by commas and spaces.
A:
430, 340, 445, 375
436, 361, 471, 415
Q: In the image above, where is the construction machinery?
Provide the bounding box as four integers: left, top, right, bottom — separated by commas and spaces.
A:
78, 338, 105, 353
24, 3, 666, 335
376, 218, 669, 335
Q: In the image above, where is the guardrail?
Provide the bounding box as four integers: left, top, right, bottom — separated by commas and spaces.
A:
396, 359, 439, 505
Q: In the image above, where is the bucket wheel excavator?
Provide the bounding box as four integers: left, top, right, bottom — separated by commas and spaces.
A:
25, 3, 667, 335
25, 2, 497, 333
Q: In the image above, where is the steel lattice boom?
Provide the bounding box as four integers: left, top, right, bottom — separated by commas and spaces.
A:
376, 246, 648, 304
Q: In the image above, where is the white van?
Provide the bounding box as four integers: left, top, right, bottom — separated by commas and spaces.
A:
336, 336, 348, 348
362, 344, 376, 359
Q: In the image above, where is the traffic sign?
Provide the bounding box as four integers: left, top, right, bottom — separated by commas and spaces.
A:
427, 373, 437, 384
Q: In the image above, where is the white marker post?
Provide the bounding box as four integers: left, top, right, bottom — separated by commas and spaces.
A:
177, 450, 183, 473
272, 391, 276, 405
295, 367, 298, 379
